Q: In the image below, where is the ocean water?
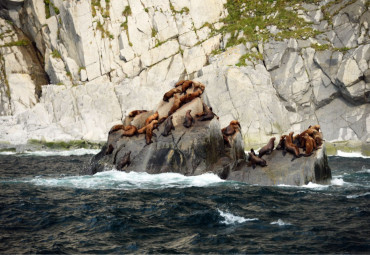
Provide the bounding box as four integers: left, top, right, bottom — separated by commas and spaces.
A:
0, 150, 369, 253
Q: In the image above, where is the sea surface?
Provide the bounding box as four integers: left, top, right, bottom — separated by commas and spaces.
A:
0, 149, 369, 254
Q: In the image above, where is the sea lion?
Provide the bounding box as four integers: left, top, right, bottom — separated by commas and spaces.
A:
198, 106, 215, 121
309, 124, 321, 131
121, 125, 137, 137
145, 111, 159, 126
145, 120, 159, 145
161, 116, 175, 136
175, 79, 186, 87
303, 133, 315, 155
183, 110, 194, 128
168, 94, 181, 116
313, 132, 324, 147
108, 124, 125, 135
222, 120, 241, 136
193, 81, 205, 92
179, 89, 203, 105
116, 151, 131, 170
248, 149, 267, 169
276, 135, 286, 150
181, 80, 193, 94
258, 137, 275, 158
284, 133, 300, 160
128, 110, 147, 118
223, 134, 231, 147
158, 116, 167, 125
163, 87, 182, 102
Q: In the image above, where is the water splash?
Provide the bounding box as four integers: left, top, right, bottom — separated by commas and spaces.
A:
218, 209, 258, 225
336, 150, 370, 159
11, 171, 224, 190
270, 219, 291, 226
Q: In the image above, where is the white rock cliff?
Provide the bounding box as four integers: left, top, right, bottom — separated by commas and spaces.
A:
0, 0, 369, 151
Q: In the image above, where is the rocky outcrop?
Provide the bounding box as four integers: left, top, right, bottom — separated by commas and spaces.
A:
228, 145, 332, 186
0, 0, 368, 153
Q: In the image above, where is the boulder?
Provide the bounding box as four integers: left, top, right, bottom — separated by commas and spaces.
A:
228, 144, 332, 186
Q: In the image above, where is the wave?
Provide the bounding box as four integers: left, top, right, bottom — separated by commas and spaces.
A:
335, 150, 370, 159
346, 192, 370, 199
270, 219, 291, 226
18, 171, 224, 190
0, 148, 100, 156
218, 209, 258, 225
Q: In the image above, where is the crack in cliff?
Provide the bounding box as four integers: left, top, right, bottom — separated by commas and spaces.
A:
113, 86, 124, 122
224, 73, 240, 120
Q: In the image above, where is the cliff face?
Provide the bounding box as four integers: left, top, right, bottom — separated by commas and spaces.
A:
0, 0, 369, 149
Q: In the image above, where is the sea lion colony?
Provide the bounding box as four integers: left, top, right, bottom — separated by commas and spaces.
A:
107, 80, 215, 151
246, 125, 324, 168
107, 79, 323, 170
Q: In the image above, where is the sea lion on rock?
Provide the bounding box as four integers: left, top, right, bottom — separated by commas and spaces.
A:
109, 124, 125, 135
284, 132, 300, 160
129, 110, 147, 118
116, 151, 131, 170
145, 120, 159, 145
303, 133, 315, 155
145, 111, 159, 126
248, 149, 267, 169
193, 81, 205, 92
258, 137, 275, 158
197, 104, 216, 121
174, 79, 186, 87
309, 125, 321, 131
183, 110, 194, 128
168, 94, 181, 116
179, 90, 203, 105
222, 120, 241, 136
161, 116, 175, 137
163, 87, 182, 102
276, 135, 286, 150
121, 125, 138, 137
181, 80, 193, 94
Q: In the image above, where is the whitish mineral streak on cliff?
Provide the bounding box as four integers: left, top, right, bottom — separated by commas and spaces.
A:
0, 0, 369, 152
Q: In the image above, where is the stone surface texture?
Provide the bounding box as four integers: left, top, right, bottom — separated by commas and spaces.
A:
0, 0, 368, 150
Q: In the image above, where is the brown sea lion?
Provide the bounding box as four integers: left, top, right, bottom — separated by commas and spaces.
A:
137, 125, 147, 134
158, 116, 167, 125
181, 80, 193, 94
309, 125, 321, 131
183, 110, 194, 128
121, 125, 138, 137
163, 87, 182, 102
221, 120, 240, 137
276, 135, 286, 150
258, 137, 275, 158
168, 94, 181, 116
109, 124, 125, 135
145, 111, 159, 126
175, 79, 186, 87
284, 133, 300, 160
303, 133, 315, 155
145, 120, 159, 145
198, 105, 215, 121
193, 81, 205, 92
128, 110, 147, 118
223, 134, 231, 147
313, 132, 324, 147
248, 149, 267, 169
161, 116, 175, 137
179, 89, 203, 105
116, 151, 131, 170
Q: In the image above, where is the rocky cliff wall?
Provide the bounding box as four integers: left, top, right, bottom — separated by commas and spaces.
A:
0, 0, 369, 151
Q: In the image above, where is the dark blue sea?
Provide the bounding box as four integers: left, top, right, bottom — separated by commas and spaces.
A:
0, 149, 369, 254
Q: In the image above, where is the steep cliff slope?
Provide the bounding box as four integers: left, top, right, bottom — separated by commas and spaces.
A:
0, 0, 368, 153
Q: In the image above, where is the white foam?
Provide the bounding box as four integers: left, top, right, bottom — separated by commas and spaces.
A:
331, 178, 345, 186
27, 171, 224, 190
336, 150, 370, 159
0, 148, 100, 156
346, 192, 370, 199
301, 182, 329, 190
218, 209, 258, 225
270, 219, 291, 226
